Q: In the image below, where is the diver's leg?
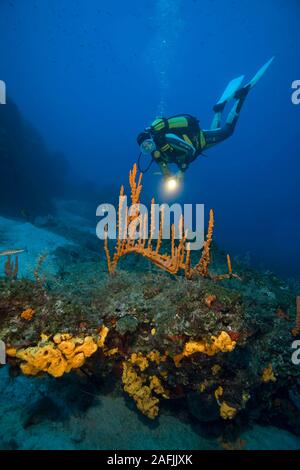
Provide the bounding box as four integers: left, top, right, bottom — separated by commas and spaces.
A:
211, 104, 223, 130
205, 87, 250, 147
210, 57, 274, 131
225, 88, 249, 130
211, 75, 245, 130
206, 85, 250, 146
226, 56, 275, 129
203, 124, 234, 148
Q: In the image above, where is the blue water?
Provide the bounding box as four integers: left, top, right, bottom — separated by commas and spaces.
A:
0, 0, 300, 450
1, 0, 300, 276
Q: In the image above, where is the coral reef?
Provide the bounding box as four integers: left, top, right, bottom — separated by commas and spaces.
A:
262, 364, 276, 383
21, 308, 34, 321
219, 402, 237, 420
122, 361, 168, 419
1, 166, 300, 436
1, 262, 299, 428
174, 332, 236, 367
6, 327, 108, 378
121, 350, 169, 418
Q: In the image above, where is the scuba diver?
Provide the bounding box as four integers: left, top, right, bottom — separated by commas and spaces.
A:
137, 57, 274, 190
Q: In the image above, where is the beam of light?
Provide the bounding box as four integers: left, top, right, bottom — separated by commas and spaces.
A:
165, 177, 179, 192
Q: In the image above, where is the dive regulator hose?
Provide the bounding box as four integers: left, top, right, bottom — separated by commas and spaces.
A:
137, 152, 154, 174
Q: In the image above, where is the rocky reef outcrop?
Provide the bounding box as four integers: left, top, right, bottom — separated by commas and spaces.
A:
1, 164, 300, 442
1, 255, 299, 436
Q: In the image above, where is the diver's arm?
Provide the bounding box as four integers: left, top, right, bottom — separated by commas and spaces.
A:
159, 161, 171, 178
175, 169, 185, 181
165, 133, 195, 159
165, 133, 195, 172
152, 150, 172, 178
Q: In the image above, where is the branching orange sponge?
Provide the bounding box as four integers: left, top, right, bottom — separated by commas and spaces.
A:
104, 164, 237, 280
4, 255, 18, 279
104, 164, 191, 277
195, 209, 214, 276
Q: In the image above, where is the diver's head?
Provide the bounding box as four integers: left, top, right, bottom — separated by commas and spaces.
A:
137, 131, 156, 154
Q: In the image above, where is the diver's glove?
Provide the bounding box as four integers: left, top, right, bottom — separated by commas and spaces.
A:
175, 169, 184, 182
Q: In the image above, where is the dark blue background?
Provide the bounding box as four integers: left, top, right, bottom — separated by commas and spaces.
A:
0, 0, 299, 276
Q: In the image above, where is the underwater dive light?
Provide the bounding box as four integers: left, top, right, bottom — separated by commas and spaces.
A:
165, 176, 179, 193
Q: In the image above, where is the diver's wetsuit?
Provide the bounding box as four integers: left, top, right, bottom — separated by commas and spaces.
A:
203, 123, 234, 147
204, 86, 249, 147
138, 58, 274, 177
147, 88, 249, 177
